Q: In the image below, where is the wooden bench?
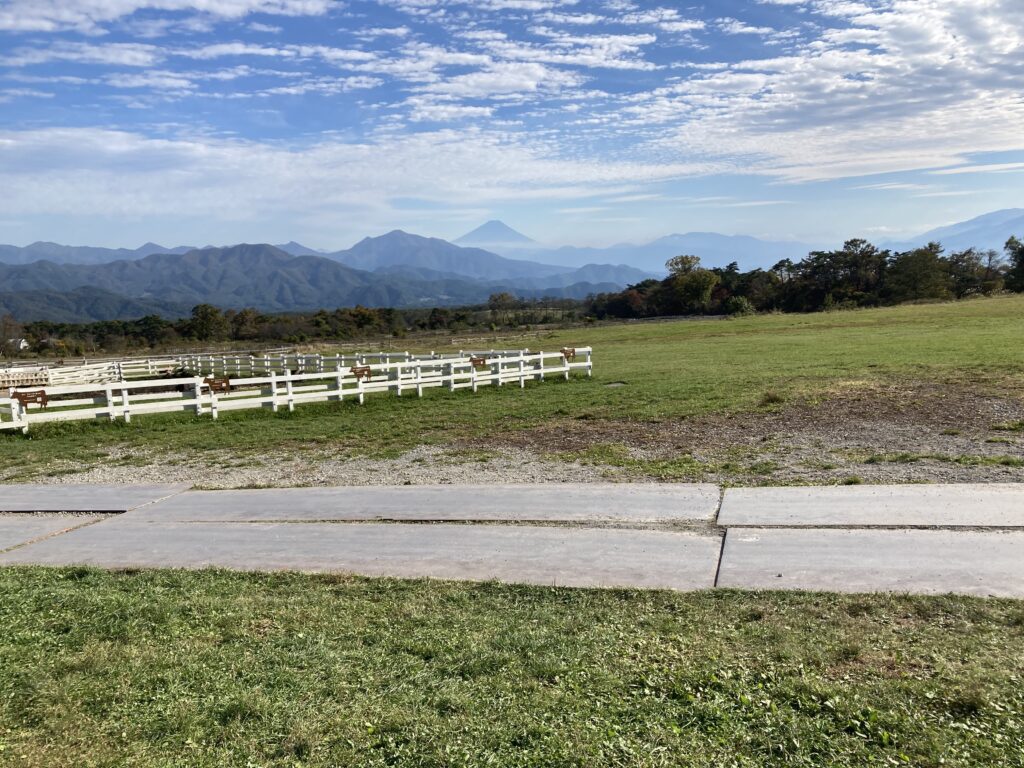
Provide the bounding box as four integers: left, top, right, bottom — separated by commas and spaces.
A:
351, 365, 373, 382
204, 376, 231, 393
12, 389, 48, 409
561, 347, 577, 362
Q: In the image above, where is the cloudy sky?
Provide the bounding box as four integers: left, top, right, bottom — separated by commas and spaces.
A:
0, 0, 1022, 249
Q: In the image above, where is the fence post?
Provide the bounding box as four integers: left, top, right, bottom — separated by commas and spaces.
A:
537, 352, 545, 382
493, 359, 502, 387
121, 386, 131, 423
193, 377, 204, 416
447, 362, 456, 393
415, 362, 423, 397
586, 348, 593, 377
269, 371, 279, 412
210, 389, 219, 420
285, 370, 295, 412
9, 393, 26, 434
390, 364, 402, 397
334, 366, 344, 402
519, 357, 526, 389
104, 386, 116, 421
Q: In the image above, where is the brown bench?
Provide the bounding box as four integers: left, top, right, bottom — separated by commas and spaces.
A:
561, 347, 577, 362
351, 365, 373, 382
12, 389, 48, 409
204, 376, 231, 393
469, 356, 489, 368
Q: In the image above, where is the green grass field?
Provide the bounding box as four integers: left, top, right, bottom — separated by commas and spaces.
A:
2, 568, 1023, 767
3, 300, 1024, 766
3, 295, 1023, 480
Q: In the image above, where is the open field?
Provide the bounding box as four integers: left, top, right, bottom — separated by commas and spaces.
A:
2, 296, 1023, 486
2, 568, 1023, 767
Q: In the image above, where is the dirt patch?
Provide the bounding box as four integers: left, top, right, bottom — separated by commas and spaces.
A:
467, 381, 1024, 485
16, 444, 622, 489
12, 381, 1023, 488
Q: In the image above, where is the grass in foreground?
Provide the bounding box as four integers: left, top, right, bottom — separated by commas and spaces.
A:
2, 568, 1024, 767
2, 295, 1023, 476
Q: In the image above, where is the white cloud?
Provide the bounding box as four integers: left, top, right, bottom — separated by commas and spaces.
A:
0, 126, 708, 226
928, 162, 1024, 176
1, 41, 163, 67
0, 0, 339, 34
629, 0, 1024, 181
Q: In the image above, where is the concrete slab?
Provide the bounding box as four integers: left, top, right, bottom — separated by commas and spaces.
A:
717, 528, 1024, 597
717, 484, 1024, 528
134, 484, 720, 523
0, 519, 723, 590
0, 484, 189, 513
0, 514, 100, 551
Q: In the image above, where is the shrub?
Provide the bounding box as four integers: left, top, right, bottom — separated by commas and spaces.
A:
723, 296, 756, 316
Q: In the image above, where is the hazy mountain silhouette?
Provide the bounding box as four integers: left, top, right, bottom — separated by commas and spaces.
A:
454, 220, 535, 246
883, 209, 1024, 253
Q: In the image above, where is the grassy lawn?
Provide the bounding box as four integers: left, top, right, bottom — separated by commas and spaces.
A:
2, 567, 1023, 767
2, 295, 1023, 476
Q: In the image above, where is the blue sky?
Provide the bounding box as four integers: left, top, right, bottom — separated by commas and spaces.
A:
0, 0, 1022, 249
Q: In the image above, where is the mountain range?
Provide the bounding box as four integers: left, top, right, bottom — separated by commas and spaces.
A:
1, 209, 1020, 323
0, 236, 652, 323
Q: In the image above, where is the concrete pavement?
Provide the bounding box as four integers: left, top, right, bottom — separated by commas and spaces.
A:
127, 483, 720, 523
0, 483, 189, 513
2, 483, 1023, 596
717, 484, 1024, 528
717, 528, 1024, 597
0, 519, 721, 590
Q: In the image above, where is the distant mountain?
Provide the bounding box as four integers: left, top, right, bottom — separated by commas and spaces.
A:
327, 230, 567, 280
0, 286, 192, 323
0, 241, 194, 265
497, 232, 817, 273
0, 244, 632, 321
455, 220, 534, 246
883, 208, 1024, 253
275, 241, 328, 257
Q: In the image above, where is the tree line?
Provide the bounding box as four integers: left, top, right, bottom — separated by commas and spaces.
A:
587, 237, 1024, 319
10, 299, 583, 357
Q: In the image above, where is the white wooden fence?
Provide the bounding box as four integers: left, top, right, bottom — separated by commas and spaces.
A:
0, 348, 592, 433
25, 348, 548, 386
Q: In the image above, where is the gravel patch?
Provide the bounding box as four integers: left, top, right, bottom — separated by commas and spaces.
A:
22, 445, 622, 489
472, 381, 1024, 486
10, 381, 1023, 488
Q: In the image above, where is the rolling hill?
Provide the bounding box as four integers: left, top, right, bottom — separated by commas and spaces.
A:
0, 287, 193, 324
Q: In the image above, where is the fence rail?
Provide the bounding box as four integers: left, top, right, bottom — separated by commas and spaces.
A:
1, 348, 592, 433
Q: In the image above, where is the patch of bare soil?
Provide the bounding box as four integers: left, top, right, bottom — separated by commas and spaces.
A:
469, 381, 1024, 485
23, 444, 620, 488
